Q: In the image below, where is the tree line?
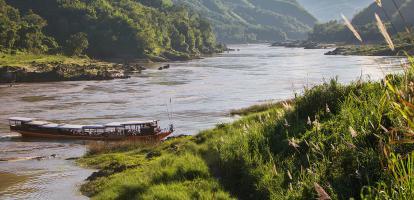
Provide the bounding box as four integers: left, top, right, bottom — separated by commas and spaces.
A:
1, 0, 220, 59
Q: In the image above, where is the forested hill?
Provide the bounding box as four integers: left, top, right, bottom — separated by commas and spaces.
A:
297, 0, 372, 22
173, 0, 317, 43
2, 0, 219, 60
352, 0, 414, 32
308, 0, 414, 44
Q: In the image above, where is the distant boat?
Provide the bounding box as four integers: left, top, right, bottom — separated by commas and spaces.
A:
8, 117, 174, 141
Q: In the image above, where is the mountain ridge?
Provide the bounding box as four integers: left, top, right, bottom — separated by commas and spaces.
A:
173, 0, 317, 43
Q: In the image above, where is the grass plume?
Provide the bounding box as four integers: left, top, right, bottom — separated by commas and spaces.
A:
341, 14, 363, 43
375, 13, 395, 51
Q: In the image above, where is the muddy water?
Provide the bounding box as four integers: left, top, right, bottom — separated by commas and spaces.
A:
0, 44, 404, 199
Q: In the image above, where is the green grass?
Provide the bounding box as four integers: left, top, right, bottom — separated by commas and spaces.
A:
0, 52, 97, 69
78, 138, 234, 200
229, 100, 293, 116
0, 52, 124, 81
79, 60, 414, 199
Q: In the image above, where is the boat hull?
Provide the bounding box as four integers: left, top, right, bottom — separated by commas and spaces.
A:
12, 129, 173, 141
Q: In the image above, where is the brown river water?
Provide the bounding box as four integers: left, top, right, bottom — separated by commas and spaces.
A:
0, 44, 404, 199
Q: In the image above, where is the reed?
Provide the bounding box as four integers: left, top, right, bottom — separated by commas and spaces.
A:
375, 13, 395, 51
390, 0, 411, 33
341, 14, 363, 42
375, 0, 398, 33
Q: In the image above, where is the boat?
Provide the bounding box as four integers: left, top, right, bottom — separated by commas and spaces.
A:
8, 117, 174, 141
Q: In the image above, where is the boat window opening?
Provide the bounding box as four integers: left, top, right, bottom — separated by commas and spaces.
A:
9, 120, 21, 126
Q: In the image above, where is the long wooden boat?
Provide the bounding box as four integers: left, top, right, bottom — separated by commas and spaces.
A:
8, 117, 174, 141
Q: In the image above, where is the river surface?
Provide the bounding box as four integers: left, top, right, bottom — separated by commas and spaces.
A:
0, 44, 404, 199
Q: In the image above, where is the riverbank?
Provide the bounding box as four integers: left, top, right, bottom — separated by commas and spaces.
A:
271, 40, 336, 49
325, 43, 414, 56
271, 40, 414, 56
0, 51, 222, 83
0, 53, 134, 83
78, 57, 414, 199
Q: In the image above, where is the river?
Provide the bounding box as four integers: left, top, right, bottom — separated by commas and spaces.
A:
0, 44, 404, 199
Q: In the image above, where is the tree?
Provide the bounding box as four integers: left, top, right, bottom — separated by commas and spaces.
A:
65, 32, 88, 56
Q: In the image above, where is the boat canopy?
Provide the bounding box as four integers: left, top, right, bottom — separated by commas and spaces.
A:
83, 125, 105, 129
8, 117, 161, 130
27, 121, 50, 126
104, 122, 123, 127
58, 124, 84, 129
41, 123, 60, 128
8, 117, 33, 122
120, 120, 158, 125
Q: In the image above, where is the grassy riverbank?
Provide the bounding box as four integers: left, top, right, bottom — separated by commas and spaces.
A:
0, 52, 134, 83
0, 52, 94, 68
0, 50, 224, 83
78, 58, 414, 199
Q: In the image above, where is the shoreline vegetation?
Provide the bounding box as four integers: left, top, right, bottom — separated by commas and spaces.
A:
0, 50, 224, 83
325, 43, 414, 56
271, 40, 414, 56
0, 0, 226, 83
78, 58, 414, 199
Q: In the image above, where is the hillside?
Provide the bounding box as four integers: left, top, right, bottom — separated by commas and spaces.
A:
352, 0, 414, 32
297, 0, 372, 22
3, 0, 220, 60
308, 0, 414, 45
173, 0, 317, 43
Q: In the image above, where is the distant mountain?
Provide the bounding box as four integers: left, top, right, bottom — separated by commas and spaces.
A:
352, 0, 414, 32
173, 0, 317, 43
308, 0, 414, 44
297, 0, 372, 22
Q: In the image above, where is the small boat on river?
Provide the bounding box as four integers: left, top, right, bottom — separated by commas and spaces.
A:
8, 117, 174, 141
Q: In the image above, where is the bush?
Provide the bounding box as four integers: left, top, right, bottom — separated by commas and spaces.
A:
65, 32, 88, 56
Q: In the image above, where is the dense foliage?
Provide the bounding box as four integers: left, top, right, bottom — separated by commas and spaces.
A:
173, 0, 317, 43
308, 20, 384, 43
2, 0, 220, 60
0, 0, 58, 53
80, 58, 414, 199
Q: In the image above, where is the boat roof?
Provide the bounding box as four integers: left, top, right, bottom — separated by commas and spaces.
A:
27, 121, 50, 126
58, 124, 84, 129
104, 122, 123, 127
120, 120, 158, 125
83, 125, 105, 129
8, 117, 160, 128
41, 123, 60, 128
8, 117, 34, 122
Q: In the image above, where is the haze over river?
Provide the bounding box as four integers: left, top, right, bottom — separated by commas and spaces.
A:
0, 44, 404, 199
